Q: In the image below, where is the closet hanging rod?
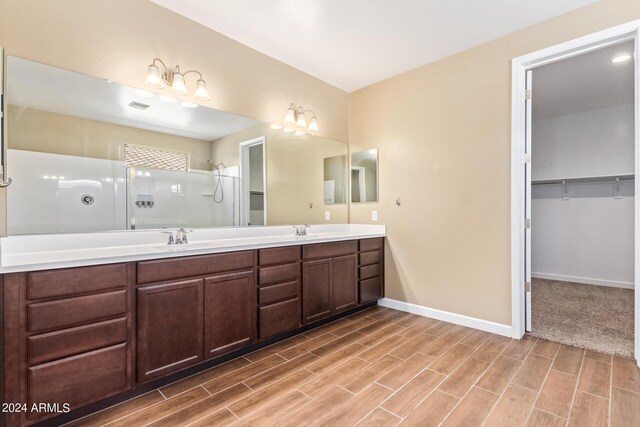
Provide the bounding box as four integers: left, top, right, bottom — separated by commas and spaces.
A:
531, 174, 635, 186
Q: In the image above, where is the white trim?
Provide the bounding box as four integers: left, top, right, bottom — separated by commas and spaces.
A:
238, 137, 267, 226
531, 273, 634, 290
378, 298, 513, 338
511, 20, 640, 365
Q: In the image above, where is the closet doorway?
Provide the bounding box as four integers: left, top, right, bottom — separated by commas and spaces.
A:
511, 21, 640, 363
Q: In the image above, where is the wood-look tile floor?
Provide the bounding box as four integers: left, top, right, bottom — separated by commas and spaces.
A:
68, 306, 640, 427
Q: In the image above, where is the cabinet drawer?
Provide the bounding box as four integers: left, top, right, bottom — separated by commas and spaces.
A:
360, 238, 383, 252
303, 240, 358, 260
259, 263, 299, 286
28, 290, 127, 333
359, 277, 383, 304
137, 251, 255, 284
259, 246, 300, 265
360, 264, 381, 280
259, 298, 301, 339
28, 263, 127, 300
28, 344, 128, 416
28, 317, 127, 365
359, 250, 381, 266
259, 281, 299, 305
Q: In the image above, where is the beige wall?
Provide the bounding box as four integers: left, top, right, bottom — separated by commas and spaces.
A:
212, 124, 349, 225
349, 0, 640, 325
8, 106, 212, 170
0, 0, 349, 235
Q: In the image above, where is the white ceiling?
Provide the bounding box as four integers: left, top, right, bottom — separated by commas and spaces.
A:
151, 0, 598, 92
6, 56, 258, 141
533, 40, 635, 120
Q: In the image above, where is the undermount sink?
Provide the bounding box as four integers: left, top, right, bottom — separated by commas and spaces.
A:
151, 241, 219, 251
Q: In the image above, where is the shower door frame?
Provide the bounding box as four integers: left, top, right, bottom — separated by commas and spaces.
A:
510, 20, 640, 365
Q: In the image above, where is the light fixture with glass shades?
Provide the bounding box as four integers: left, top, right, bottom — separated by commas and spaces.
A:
145, 58, 211, 101
281, 103, 319, 134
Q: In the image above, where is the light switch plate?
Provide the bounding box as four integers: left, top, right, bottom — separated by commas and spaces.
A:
371, 210, 378, 221
325, 211, 331, 221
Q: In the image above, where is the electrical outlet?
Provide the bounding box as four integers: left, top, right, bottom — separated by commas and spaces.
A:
371, 210, 378, 221
325, 211, 331, 221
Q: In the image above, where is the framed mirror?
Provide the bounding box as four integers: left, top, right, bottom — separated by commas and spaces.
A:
351, 149, 378, 203
5, 56, 349, 234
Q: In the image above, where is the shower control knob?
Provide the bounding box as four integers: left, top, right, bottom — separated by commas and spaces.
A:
81, 194, 95, 205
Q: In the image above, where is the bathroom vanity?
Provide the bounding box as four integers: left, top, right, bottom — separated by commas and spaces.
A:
0, 225, 385, 425
0, 50, 386, 426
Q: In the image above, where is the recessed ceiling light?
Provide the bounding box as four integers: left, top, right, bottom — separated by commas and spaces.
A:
270, 124, 283, 130
283, 127, 294, 133
294, 130, 306, 136
134, 89, 154, 98
612, 54, 632, 63
182, 101, 198, 109
159, 95, 177, 103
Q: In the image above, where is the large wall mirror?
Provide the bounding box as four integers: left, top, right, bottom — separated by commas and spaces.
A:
5, 56, 349, 234
351, 149, 378, 203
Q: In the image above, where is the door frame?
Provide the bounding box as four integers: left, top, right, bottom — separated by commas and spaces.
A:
510, 20, 640, 364
238, 136, 267, 226
351, 166, 366, 203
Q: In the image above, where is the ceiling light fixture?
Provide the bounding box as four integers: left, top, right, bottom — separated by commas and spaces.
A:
145, 58, 211, 101
612, 53, 632, 63
282, 103, 319, 134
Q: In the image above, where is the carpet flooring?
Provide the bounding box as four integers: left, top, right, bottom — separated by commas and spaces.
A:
531, 278, 634, 357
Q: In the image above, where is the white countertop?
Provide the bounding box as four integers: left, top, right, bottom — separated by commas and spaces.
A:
0, 224, 386, 273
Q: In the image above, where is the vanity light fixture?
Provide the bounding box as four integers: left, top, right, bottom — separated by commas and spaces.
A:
282, 103, 319, 133
145, 58, 211, 101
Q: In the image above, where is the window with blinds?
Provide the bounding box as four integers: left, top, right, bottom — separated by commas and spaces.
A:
124, 144, 190, 171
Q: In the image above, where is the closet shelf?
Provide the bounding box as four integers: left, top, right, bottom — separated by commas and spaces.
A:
532, 174, 635, 186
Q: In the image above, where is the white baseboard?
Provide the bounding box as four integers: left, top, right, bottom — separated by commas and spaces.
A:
378, 298, 514, 338
532, 272, 634, 289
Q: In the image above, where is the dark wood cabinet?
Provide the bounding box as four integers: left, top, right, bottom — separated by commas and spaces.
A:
2, 239, 383, 426
302, 251, 358, 324
332, 254, 358, 313
358, 238, 384, 303
302, 258, 333, 324
136, 279, 204, 382
258, 298, 301, 339
27, 344, 128, 420
204, 271, 255, 358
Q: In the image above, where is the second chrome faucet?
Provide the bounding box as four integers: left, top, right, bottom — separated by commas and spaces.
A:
161, 227, 193, 245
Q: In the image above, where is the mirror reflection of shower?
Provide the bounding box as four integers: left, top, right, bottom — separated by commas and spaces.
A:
209, 160, 225, 203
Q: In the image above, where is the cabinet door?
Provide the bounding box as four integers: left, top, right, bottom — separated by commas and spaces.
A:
136, 279, 203, 382
332, 254, 358, 313
204, 270, 255, 358
302, 259, 333, 324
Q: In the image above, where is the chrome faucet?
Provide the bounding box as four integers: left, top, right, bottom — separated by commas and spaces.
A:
293, 224, 311, 237
161, 227, 193, 245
